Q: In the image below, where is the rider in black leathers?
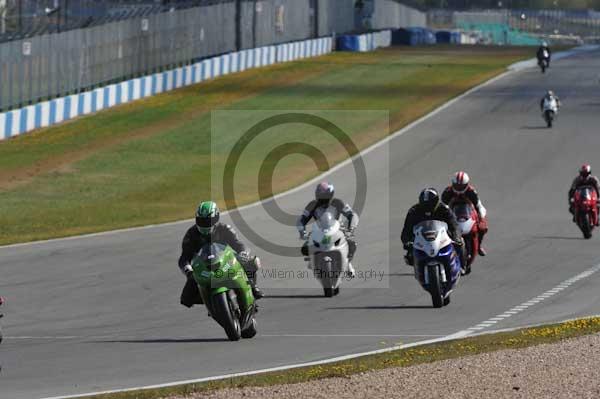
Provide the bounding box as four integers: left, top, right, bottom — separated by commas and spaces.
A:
178, 202, 263, 308
401, 188, 465, 269
536, 41, 551, 68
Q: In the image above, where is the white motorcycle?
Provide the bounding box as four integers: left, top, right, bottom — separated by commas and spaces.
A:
412, 220, 462, 308
539, 50, 550, 73
304, 211, 352, 297
542, 97, 558, 128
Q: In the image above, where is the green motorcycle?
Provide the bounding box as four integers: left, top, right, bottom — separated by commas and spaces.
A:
191, 243, 258, 341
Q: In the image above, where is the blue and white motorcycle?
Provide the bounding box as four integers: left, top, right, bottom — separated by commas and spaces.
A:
412, 220, 462, 308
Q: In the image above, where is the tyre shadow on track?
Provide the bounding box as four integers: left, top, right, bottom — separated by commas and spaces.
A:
533, 235, 582, 240
95, 338, 229, 343
520, 126, 550, 130
326, 305, 432, 310
266, 295, 325, 299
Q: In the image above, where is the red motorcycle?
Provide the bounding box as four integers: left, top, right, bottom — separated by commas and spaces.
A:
573, 186, 599, 239
452, 201, 479, 275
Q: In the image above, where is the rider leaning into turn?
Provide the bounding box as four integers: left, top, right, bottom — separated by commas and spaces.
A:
401, 188, 466, 269
296, 182, 359, 277
177, 201, 263, 308
540, 90, 561, 112
568, 164, 600, 225
441, 171, 489, 256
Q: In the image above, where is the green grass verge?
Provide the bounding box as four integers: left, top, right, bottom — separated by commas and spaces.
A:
74, 316, 600, 399
0, 46, 534, 245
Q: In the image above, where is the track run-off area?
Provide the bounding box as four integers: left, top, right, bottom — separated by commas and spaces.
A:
2, 48, 600, 398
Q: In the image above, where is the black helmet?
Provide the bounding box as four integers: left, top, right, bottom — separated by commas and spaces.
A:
580, 164, 592, 179
315, 182, 335, 206
418, 188, 440, 214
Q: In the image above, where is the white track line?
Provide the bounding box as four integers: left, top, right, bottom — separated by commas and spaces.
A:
41, 314, 600, 399
4, 333, 443, 340
260, 334, 444, 338
33, 331, 522, 399
23, 47, 600, 399
4, 47, 596, 251
453, 262, 600, 337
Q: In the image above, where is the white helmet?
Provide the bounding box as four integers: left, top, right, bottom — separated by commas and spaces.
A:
452, 171, 470, 194
542, 41, 548, 47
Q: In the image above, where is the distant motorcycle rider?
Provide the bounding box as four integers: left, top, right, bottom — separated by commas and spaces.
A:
568, 164, 600, 225
441, 171, 488, 256
537, 41, 551, 67
178, 201, 263, 308
297, 182, 359, 277
540, 90, 561, 112
401, 188, 466, 270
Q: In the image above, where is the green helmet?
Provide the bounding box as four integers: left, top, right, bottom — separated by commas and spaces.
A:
195, 201, 220, 235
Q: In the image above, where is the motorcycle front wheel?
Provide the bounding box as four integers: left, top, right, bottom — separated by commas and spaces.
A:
581, 213, 593, 239
213, 292, 242, 341
428, 266, 444, 308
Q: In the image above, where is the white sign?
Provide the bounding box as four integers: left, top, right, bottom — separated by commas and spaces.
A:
141, 18, 149, 32
256, 2, 262, 13
22, 41, 31, 56
275, 5, 284, 33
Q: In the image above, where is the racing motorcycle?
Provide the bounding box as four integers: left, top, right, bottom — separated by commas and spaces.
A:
542, 96, 558, 128
572, 186, 599, 239
411, 220, 462, 308
539, 53, 550, 73
452, 201, 479, 275
191, 243, 258, 341
304, 211, 352, 297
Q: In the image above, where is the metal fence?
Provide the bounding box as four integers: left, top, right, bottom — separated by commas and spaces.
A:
0, 0, 224, 42
354, 0, 426, 32
428, 9, 600, 44
0, 0, 426, 111
0, 2, 237, 111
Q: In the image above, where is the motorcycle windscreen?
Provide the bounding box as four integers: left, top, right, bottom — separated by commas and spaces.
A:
413, 220, 449, 235
544, 99, 557, 109
577, 186, 594, 200
317, 211, 337, 231
198, 243, 227, 268
453, 203, 473, 221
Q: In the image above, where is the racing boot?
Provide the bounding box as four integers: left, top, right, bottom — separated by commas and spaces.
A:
478, 232, 487, 256
347, 246, 356, 278
248, 275, 264, 300
347, 262, 356, 279
251, 281, 264, 299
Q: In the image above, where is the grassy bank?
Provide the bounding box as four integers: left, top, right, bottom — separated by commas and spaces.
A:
73, 316, 600, 399
0, 46, 533, 245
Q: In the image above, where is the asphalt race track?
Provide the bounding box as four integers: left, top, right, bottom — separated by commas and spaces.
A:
2, 50, 600, 399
